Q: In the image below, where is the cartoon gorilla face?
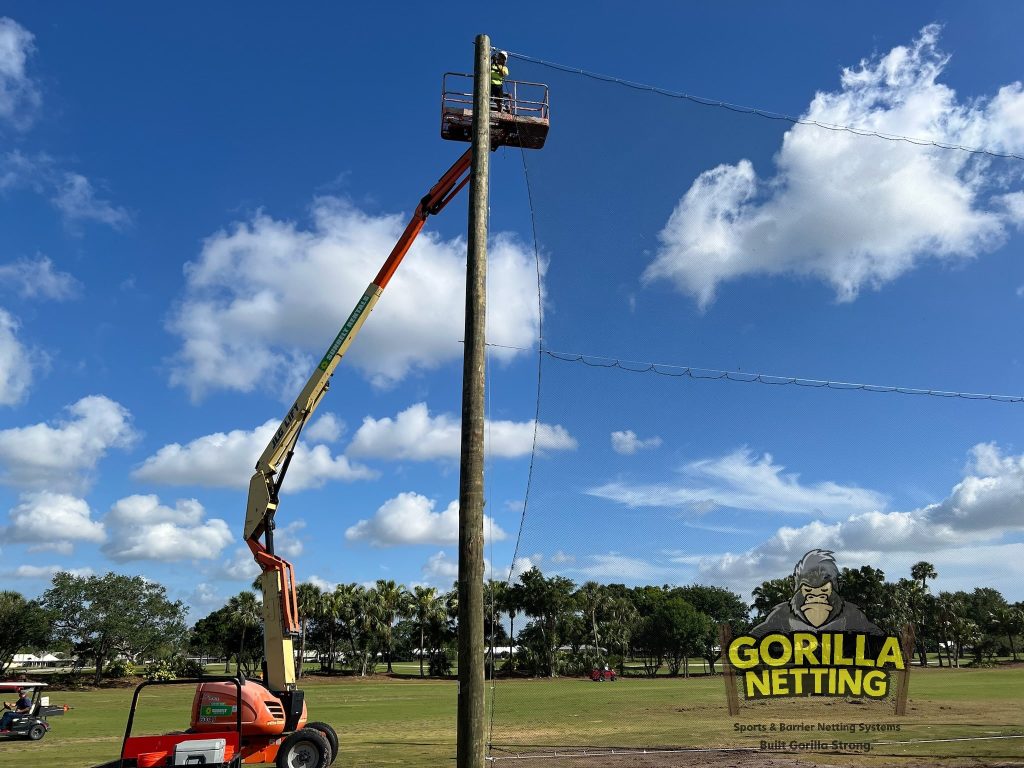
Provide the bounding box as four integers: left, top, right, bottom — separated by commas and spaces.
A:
790, 549, 842, 628
797, 579, 834, 627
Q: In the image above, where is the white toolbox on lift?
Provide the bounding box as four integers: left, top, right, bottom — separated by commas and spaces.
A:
173, 738, 226, 765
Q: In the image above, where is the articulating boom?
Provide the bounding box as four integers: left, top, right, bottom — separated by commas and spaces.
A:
244, 147, 473, 694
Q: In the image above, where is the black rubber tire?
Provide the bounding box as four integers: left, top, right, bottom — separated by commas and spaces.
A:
276, 727, 330, 768
304, 721, 339, 764
27, 723, 45, 741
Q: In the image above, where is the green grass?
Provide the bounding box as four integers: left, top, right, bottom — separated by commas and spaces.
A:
1, 667, 1021, 767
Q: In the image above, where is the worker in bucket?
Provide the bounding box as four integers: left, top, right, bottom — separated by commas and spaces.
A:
0, 688, 31, 730
491, 50, 509, 112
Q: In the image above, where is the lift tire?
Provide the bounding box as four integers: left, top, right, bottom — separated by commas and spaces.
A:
276, 728, 330, 768
304, 722, 339, 764
28, 723, 46, 741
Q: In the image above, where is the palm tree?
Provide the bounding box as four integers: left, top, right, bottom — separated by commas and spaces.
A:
576, 581, 607, 662
294, 582, 322, 678
602, 596, 639, 675
226, 591, 262, 676
411, 586, 441, 677
369, 580, 412, 674
329, 583, 369, 674
910, 562, 938, 665
993, 605, 1023, 662
911, 562, 937, 591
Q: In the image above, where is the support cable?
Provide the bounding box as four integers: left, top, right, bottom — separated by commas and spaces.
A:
482, 344, 1024, 404
507, 50, 1024, 162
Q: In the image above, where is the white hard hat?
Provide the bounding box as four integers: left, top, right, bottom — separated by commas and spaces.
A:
497, 50, 508, 59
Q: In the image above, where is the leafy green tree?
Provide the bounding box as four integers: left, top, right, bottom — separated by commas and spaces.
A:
875, 578, 919, 635
42, 572, 187, 684
967, 587, 1010, 662
674, 584, 748, 673
839, 565, 887, 612
657, 596, 710, 678
190, 606, 234, 672
751, 578, 791, 623
0, 591, 51, 674
629, 586, 669, 677
517, 567, 576, 677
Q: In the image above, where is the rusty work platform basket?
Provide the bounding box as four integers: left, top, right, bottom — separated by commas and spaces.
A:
441, 72, 549, 150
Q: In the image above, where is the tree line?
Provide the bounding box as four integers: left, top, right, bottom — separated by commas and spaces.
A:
2, 561, 1022, 683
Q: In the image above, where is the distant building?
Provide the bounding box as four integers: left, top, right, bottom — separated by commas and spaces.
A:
10, 653, 66, 669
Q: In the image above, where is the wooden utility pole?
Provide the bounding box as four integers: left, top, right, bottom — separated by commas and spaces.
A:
457, 32, 490, 768
719, 623, 740, 716
895, 622, 915, 715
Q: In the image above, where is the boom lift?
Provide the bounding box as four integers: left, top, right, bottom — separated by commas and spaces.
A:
104, 72, 548, 768
189, 147, 475, 768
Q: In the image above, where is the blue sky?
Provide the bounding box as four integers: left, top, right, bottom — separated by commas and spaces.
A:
1, 3, 1023, 620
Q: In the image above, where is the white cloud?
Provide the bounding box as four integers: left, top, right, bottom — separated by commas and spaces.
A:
188, 583, 224, 612
0, 308, 33, 406
0, 153, 129, 230
999, 192, 1024, 227
0, 256, 79, 300
220, 547, 261, 581
102, 494, 232, 562
133, 419, 376, 490
0, 18, 40, 128
305, 575, 338, 592
508, 556, 538, 582
275, 520, 306, 558
347, 402, 576, 461
51, 173, 131, 229
4, 491, 105, 552
4, 564, 94, 579
421, 550, 509, 585
692, 443, 1024, 597
610, 429, 662, 455
573, 552, 678, 583
0, 395, 137, 491
550, 550, 575, 564
345, 491, 508, 547
646, 25, 1024, 309
305, 412, 343, 443
167, 198, 542, 400
589, 447, 885, 518
422, 551, 460, 582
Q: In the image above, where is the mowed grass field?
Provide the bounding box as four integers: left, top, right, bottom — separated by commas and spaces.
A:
1, 667, 1021, 768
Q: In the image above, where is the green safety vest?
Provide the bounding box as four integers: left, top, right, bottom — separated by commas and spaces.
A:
491, 63, 508, 86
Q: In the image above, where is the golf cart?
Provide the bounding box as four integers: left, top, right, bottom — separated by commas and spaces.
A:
0, 681, 64, 741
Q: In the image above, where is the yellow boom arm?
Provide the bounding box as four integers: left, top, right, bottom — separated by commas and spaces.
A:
244, 149, 472, 693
